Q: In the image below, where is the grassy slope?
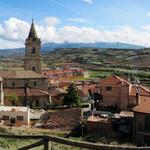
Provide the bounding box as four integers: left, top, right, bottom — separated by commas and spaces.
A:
42, 48, 150, 67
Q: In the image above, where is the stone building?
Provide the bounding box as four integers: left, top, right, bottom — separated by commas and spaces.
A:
99, 75, 150, 110
24, 20, 41, 73
133, 100, 150, 146
0, 106, 30, 126
0, 21, 50, 109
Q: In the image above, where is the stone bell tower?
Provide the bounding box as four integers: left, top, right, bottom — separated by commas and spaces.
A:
24, 20, 41, 73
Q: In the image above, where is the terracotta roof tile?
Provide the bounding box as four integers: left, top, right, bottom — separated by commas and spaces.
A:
4, 88, 49, 96
0, 70, 45, 79
130, 85, 150, 96
49, 88, 64, 96
37, 108, 81, 130
100, 75, 131, 86
133, 100, 150, 114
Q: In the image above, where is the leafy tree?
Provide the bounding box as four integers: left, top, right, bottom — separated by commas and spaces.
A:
9, 93, 19, 106
63, 83, 81, 107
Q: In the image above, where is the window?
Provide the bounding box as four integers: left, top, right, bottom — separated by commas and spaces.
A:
17, 116, 24, 121
10, 118, 16, 124
32, 67, 35, 71
2, 116, 9, 120
25, 83, 28, 87
35, 100, 39, 107
4, 82, 7, 87
34, 81, 37, 86
106, 86, 112, 91
32, 47, 35, 54
145, 116, 150, 131
12, 82, 15, 87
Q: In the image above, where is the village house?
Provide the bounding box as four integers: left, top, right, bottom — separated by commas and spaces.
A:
87, 115, 113, 138
99, 75, 150, 110
42, 67, 89, 84
0, 106, 30, 126
48, 81, 98, 106
133, 99, 150, 146
48, 87, 64, 106
0, 20, 50, 109
4, 87, 49, 108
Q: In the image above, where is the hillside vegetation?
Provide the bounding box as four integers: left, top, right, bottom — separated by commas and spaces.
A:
43, 48, 150, 68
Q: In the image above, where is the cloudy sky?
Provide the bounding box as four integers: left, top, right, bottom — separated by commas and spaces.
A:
1, 0, 150, 48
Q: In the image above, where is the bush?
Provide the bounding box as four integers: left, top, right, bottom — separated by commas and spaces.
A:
85, 134, 97, 143
0, 127, 7, 133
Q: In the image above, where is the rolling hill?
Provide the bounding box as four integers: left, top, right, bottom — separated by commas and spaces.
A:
0, 42, 144, 57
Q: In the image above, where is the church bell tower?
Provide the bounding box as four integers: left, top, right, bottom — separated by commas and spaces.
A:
24, 20, 41, 73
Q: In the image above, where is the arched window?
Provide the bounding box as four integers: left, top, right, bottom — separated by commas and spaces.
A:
34, 81, 37, 86
32, 47, 35, 54
12, 82, 15, 87
35, 100, 39, 107
32, 67, 35, 71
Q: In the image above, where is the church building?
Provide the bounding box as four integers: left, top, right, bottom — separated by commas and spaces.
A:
0, 20, 50, 109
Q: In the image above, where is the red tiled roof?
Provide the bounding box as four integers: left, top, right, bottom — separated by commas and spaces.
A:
42, 68, 83, 76
130, 85, 150, 96
49, 88, 64, 96
100, 75, 131, 86
0, 70, 46, 79
77, 84, 97, 97
37, 108, 81, 130
4, 88, 49, 96
133, 101, 150, 114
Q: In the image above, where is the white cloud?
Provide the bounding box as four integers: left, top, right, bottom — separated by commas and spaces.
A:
0, 17, 30, 42
142, 25, 150, 32
148, 12, 150, 17
45, 16, 61, 26
1, 17, 150, 48
82, 0, 93, 4
67, 18, 90, 23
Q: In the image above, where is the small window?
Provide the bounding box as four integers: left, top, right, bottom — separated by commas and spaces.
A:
34, 81, 37, 86
17, 116, 23, 121
12, 82, 15, 87
4, 82, 7, 87
106, 86, 112, 91
32, 67, 35, 71
35, 100, 39, 107
2, 116, 9, 120
32, 47, 35, 54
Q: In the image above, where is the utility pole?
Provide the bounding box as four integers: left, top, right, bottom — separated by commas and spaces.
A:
81, 108, 84, 141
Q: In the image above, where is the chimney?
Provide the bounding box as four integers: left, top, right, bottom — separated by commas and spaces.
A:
136, 85, 140, 105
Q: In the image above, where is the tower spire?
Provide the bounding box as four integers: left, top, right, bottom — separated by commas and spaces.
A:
28, 19, 38, 39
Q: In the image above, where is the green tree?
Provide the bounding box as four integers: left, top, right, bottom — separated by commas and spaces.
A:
63, 83, 81, 107
9, 93, 19, 106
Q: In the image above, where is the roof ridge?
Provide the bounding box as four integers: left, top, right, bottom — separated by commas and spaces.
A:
113, 75, 131, 85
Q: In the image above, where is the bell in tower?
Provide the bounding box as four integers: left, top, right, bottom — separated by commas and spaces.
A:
24, 20, 42, 73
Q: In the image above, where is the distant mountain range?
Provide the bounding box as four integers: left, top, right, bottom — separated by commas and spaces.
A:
0, 42, 145, 57
42, 42, 144, 51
